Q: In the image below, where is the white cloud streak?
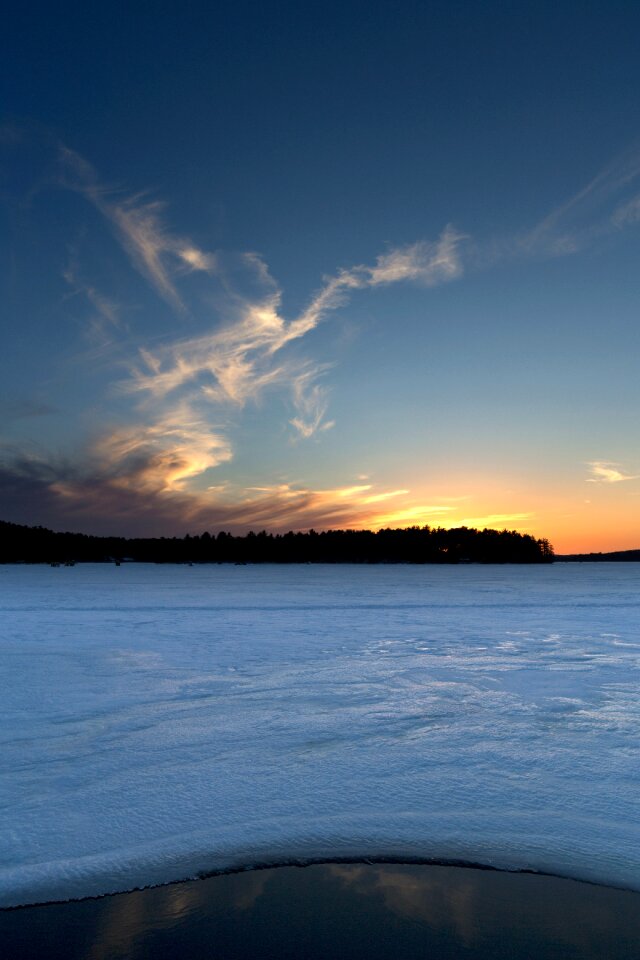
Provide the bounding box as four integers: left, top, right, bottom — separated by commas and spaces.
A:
124, 228, 465, 446
289, 227, 464, 341
289, 368, 335, 439
518, 146, 640, 258
611, 194, 640, 227
459, 512, 532, 528
63, 259, 123, 349
53, 147, 467, 509
59, 147, 217, 311
586, 461, 639, 484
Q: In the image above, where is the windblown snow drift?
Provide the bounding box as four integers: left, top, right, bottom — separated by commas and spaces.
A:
0, 562, 638, 907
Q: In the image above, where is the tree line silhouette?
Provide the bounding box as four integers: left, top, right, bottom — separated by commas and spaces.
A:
0, 520, 554, 564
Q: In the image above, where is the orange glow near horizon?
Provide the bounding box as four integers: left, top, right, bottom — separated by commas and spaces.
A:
356, 477, 640, 555
23, 431, 640, 552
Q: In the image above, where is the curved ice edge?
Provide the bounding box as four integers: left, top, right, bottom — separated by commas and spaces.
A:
3, 855, 638, 913
3, 818, 640, 909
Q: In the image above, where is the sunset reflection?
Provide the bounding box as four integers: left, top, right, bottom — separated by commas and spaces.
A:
3, 864, 639, 960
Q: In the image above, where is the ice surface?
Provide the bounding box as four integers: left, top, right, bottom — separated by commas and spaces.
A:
0, 562, 639, 906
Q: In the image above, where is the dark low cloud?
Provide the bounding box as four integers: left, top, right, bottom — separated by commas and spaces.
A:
0, 453, 419, 538
0, 454, 205, 537
0, 461, 65, 528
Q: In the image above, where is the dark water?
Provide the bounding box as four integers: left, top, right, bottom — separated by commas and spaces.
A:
2, 864, 640, 960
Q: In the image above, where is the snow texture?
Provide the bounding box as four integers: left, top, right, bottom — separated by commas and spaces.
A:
0, 562, 639, 906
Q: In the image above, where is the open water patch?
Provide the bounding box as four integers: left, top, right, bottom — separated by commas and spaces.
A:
2, 862, 639, 960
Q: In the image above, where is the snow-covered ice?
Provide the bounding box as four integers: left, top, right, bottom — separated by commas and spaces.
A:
0, 562, 639, 906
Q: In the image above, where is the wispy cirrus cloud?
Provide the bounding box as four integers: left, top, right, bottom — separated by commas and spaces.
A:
459, 512, 532, 528
611, 194, 640, 227
55, 145, 467, 443
289, 368, 335, 439
288, 228, 464, 341
49, 144, 467, 495
4, 142, 473, 533
59, 146, 217, 312
124, 229, 465, 440
517, 146, 640, 258
15, 146, 466, 529
586, 460, 639, 483
63, 256, 124, 351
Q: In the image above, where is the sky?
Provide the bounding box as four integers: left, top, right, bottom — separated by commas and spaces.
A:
2, 0, 640, 552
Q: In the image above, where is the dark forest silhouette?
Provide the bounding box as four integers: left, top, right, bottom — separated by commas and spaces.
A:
0, 520, 554, 564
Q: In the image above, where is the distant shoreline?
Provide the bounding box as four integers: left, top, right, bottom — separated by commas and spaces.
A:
556, 550, 640, 562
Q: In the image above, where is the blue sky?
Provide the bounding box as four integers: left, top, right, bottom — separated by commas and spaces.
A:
2, 1, 640, 550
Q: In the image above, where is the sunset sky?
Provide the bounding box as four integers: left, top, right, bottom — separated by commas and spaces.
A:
2, 1, 640, 552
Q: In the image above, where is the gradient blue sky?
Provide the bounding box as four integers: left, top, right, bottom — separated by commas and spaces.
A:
2, 0, 640, 550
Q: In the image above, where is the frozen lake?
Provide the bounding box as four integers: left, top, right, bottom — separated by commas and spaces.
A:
1, 562, 639, 906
